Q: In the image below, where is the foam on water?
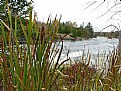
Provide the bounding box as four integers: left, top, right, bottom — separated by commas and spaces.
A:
53, 37, 119, 68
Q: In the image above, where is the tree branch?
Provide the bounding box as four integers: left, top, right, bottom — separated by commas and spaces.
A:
106, 11, 121, 23
93, 1, 105, 10
83, 1, 97, 10
98, 2, 121, 18
100, 24, 120, 32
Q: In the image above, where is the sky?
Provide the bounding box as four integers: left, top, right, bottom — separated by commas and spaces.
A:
33, 0, 121, 32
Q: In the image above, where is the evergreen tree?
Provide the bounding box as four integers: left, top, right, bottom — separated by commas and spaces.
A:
0, 0, 33, 41
0, 0, 33, 20
85, 22, 94, 37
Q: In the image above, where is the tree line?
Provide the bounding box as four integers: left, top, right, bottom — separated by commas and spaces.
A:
0, 0, 94, 41
58, 21, 94, 39
94, 31, 119, 38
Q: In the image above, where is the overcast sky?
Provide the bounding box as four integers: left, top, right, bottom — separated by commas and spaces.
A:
33, 0, 121, 32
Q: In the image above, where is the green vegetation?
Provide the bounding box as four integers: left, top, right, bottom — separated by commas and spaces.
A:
0, 0, 33, 39
95, 31, 119, 38
0, 0, 121, 91
0, 1, 64, 90
58, 21, 94, 39
0, 0, 32, 19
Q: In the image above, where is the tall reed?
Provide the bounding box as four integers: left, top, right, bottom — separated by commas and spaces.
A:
0, 1, 121, 91
0, 3, 65, 91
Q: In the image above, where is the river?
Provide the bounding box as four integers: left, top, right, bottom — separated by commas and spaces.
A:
62, 36, 119, 55
54, 36, 119, 68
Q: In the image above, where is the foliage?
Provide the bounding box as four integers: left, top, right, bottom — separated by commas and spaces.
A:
1, 1, 121, 91
58, 21, 94, 38
0, 0, 32, 19
85, 22, 94, 38
0, 3, 65, 90
94, 31, 119, 38
0, 0, 33, 40
51, 49, 121, 91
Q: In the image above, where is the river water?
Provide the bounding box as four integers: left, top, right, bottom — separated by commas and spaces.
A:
62, 36, 119, 55
54, 36, 119, 67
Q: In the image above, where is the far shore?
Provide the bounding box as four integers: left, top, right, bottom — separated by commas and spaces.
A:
55, 33, 89, 41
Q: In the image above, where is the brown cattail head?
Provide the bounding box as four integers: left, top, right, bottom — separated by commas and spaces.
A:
41, 22, 45, 44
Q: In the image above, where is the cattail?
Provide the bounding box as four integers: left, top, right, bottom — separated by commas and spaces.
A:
0, 57, 3, 66
41, 22, 45, 45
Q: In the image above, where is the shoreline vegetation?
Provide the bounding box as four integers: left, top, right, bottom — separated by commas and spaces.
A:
0, 0, 121, 91
56, 33, 86, 41
55, 32, 118, 41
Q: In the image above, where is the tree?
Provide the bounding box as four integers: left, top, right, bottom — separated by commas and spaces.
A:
0, 0, 33, 20
58, 21, 94, 38
0, 0, 33, 42
58, 22, 66, 34
85, 22, 94, 37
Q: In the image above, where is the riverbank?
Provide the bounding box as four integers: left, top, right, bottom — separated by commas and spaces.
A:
55, 33, 88, 41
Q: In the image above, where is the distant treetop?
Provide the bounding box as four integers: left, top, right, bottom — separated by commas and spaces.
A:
0, 0, 33, 19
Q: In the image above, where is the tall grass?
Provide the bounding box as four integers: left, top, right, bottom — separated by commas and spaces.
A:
0, 3, 65, 91
60, 49, 121, 91
0, 2, 121, 91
